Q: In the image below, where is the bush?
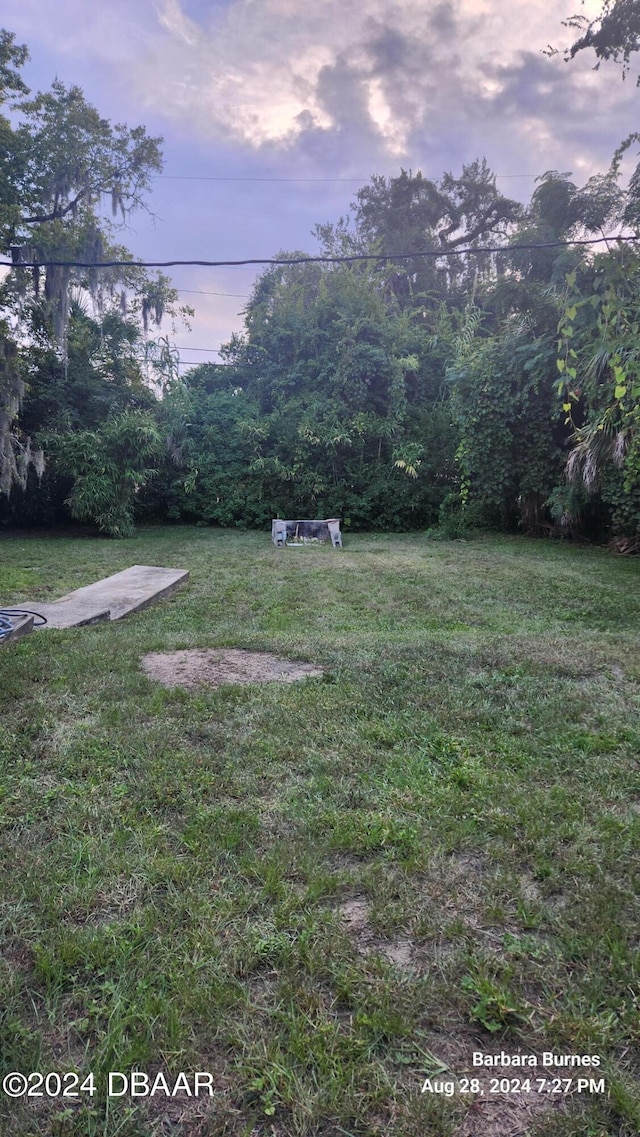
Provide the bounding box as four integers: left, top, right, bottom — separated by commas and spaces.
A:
428, 492, 492, 539
51, 411, 163, 537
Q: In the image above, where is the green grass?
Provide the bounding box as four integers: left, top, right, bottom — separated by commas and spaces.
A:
1, 527, 639, 1136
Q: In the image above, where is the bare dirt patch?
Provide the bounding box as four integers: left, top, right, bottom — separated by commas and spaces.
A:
141, 649, 323, 690
139, 1059, 236, 1136
417, 1031, 566, 1136
338, 896, 414, 969
457, 1084, 562, 1137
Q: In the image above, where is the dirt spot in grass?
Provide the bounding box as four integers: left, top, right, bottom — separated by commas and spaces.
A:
337, 853, 528, 973
417, 1031, 566, 1136
1, 937, 34, 974
426, 852, 545, 930
141, 1063, 236, 1135
340, 897, 370, 932
457, 1084, 562, 1136
381, 939, 414, 967
338, 896, 414, 969
142, 1092, 217, 1135
517, 871, 542, 904
141, 649, 323, 690
427, 852, 494, 929
324, 852, 368, 876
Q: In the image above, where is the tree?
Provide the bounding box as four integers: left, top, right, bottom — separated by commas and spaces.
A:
558, 0, 640, 80
3, 75, 163, 347
0, 32, 34, 495
0, 31, 28, 244
447, 312, 565, 532
557, 250, 640, 543
212, 256, 458, 529
316, 162, 523, 309
51, 410, 163, 537
143, 368, 269, 529
0, 29, 195, 513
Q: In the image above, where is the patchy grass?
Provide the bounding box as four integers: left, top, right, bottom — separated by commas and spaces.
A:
1, 526, 639, 1136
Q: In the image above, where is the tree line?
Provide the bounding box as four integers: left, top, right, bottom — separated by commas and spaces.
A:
2, 11, 640, 547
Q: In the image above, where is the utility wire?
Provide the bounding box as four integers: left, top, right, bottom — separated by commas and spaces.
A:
155, 173, 539, 183
2, 235, 636, 271
177, 289, 249, 297
156, 176, 371, 182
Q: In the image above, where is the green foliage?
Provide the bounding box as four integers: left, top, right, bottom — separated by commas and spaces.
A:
448, 316, 564, 530
0, 304, 160, 529
0, 321, 43, 496
557, 249, 640, 539
52, 410, 162, 537
546, 482, 589, 536
3, 41, 640, 552
2, 74, 166, 353
560, 0, 640, 80
145, 370, 274, 528
160, 263, 459, 531
0, 31, 29, 248
460, 973, 523, 1033
0, 28, 186, 501
332, 161, 523, 304
430, 491, 489, 539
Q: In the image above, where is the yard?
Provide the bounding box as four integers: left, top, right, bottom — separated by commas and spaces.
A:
1, 527, 639, 1136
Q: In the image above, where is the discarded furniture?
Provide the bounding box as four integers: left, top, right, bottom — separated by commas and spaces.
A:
272, 519, 342, 548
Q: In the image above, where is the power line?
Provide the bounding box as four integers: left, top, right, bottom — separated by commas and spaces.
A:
157, 176, 367, 183
155, 173, 539, 183
174, 358, 223, 366
3, 235, 636, 271
177, 289, 249, 297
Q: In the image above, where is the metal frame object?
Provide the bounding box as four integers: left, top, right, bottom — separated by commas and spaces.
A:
272, 519, 342, 548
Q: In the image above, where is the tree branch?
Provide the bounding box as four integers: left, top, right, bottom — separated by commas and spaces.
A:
440, 205, 510, 250
22, 188, 88, 225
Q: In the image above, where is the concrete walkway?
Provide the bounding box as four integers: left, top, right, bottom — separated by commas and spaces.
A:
30, 565, 189, 630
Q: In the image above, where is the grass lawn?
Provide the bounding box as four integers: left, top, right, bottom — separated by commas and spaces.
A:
1, 526, 639, 1137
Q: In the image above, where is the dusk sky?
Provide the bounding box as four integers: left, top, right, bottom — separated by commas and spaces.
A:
3, 0, 638, 368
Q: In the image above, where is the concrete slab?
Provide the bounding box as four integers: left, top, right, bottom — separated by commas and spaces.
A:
33, 604, 112, 630
30, 565, 189, 630
0, 613, 35, 645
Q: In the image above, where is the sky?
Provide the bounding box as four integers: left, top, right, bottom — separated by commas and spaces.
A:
2, 0, 639, 368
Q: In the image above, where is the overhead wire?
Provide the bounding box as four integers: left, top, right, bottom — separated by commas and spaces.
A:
156, 175, 376, 182
154, 173, 540, 183
176, 289, 249, 297
2, 234, 636, 271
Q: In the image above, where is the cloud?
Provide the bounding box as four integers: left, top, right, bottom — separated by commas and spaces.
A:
2, 0, 158, 66
118, 0, 631, 179
6, 0, 632, 180
3, 0, 634, 373
126, 3, 430, 173
130, 0, 506, 152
